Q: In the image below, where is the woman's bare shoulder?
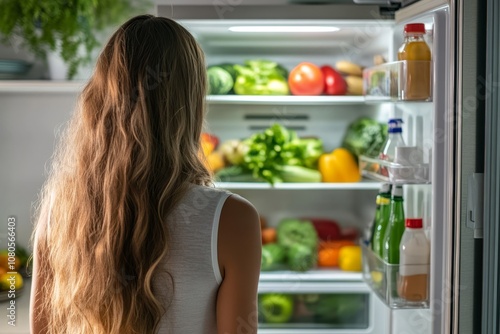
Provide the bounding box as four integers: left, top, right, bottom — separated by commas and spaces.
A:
217, 194, 261, 275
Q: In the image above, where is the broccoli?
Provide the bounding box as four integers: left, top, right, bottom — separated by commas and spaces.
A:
341, 117, 388, 160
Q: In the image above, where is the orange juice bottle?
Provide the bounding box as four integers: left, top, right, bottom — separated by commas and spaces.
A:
398, 23, 431, 100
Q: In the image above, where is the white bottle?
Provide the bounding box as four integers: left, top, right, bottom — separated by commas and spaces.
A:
397, 218, 430, 302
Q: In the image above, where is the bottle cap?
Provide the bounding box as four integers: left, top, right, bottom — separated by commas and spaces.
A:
392, 185, 403, 197
404, 23, 426, 34
388, 118, 403, 133
380, 183, 391, 193
406, 218, 423, 228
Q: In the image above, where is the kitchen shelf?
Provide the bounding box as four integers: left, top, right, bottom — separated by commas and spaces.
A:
207, 95, 365, 105
260, 268, 363, 283
0, 80, 86, 93
215, 181, 381, 190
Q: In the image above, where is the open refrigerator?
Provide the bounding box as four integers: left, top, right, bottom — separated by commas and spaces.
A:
157, 0, 498, 333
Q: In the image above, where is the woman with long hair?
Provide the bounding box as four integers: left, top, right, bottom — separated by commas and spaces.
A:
30, 15, 261, 334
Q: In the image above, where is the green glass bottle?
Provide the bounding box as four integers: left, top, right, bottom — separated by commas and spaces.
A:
383, 185, 405, 264
371, 184, 392, 257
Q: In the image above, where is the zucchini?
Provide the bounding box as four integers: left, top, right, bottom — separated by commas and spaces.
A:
278, 165, 322, 183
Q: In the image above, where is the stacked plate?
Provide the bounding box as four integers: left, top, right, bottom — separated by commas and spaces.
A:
0, 59, 32, 79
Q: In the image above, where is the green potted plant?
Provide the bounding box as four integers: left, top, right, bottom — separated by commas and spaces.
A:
0, 0, 147, 80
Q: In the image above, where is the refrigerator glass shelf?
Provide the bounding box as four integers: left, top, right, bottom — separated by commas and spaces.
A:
206, 95, 365, 105
361, 244, 430, 309
0, 81, 366, 106
260, 268, 362, 282
215, 181, 381, 190
358, 155, 431, 185
363, 60, 433, 102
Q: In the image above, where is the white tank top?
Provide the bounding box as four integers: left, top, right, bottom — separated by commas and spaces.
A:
153, 184, 232, 333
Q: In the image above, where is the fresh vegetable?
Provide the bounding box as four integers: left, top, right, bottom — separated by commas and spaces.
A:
338, 245, 362, 272
262, 227, 277, 245
233, 60, 289, 95
320, 65, 347, 95
245, 60, 289, 79
277, 219, 319, 251
214, 63, 238, 82
207, 66, 234, 95
218, 139, 250, 166
261, 243, 286, 271
259, 294, 294, 324
282, 137, 324, 169
318, 248, 339, 267
278, 165, 322, 183
214, 166, 262, 182
318, 148, 361, 183
303, 293, 366, 323
241, 124, 323, 184
288, 62, 324, 95
287, 242, 317, 272
308, 218, 342, 241
341, 117, 388, 160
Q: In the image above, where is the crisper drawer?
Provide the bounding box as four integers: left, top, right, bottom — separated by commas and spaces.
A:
257, 281, 384, 334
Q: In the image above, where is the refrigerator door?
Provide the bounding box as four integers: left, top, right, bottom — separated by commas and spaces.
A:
390, 0, 455, 333
482, 0, 500, 332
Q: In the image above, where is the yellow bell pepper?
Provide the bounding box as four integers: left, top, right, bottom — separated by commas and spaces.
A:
318, 148, 361, 182
338, 245, 362, 272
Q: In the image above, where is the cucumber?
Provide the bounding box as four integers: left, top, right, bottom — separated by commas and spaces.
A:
278, 165, 322, 183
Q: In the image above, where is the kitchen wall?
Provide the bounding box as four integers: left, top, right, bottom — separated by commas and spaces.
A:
0, 4, 157, 252
0, 90, 80, 249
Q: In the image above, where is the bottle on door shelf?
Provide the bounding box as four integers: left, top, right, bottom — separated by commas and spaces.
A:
379, 119, 406, 162
398, 218, 430, 303
398, 23, 432, 100
379, 119, 406, 177
365, 183, 391, 247
382, 185, 405, 265
371, 184, 392, 257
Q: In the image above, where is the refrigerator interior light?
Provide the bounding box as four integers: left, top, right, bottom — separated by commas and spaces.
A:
228, 26, 340, 33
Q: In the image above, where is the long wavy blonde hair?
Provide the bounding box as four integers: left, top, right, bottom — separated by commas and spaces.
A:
31, 15, 212, 334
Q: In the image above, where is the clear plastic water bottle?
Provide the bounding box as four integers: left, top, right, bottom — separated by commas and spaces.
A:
379, 119, 406, 162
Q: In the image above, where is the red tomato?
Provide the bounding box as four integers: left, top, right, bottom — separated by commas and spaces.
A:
288, 62, 324, 95
321, 65, 347, 95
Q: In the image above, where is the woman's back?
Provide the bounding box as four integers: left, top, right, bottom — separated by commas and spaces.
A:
154, 184, 231, 333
